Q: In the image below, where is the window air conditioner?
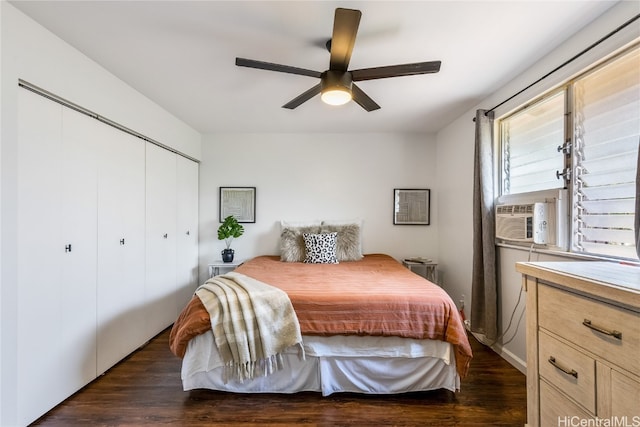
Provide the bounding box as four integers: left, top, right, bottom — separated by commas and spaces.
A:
495, 189, 568, 249
495, 202, 549, 244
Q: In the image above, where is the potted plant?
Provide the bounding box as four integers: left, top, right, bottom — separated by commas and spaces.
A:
217, 215, 244, 262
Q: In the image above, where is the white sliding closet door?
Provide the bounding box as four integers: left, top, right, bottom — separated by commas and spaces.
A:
59, 106, 99, 380
176, 156, 199, 312
145, 143, 178, 337
17, 89, 98, 425
17, 88, 66, 425
96, 124, 146, 374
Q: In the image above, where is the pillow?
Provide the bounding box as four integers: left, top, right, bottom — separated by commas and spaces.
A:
320, 220, 363, 261
280, 225, 321, 262
302, 232, 339, 264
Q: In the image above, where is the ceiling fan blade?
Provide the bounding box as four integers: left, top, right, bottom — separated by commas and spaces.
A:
351, 61, 441, 81
329, 8, 361, 71
351, 84, 380, 112
236, 58, 321, 78
282, 84, 322, 109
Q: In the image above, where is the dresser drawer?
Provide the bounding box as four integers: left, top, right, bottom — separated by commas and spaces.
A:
538, 284, 640, 376
540, 379, 592, 426
539, 331, 596, 413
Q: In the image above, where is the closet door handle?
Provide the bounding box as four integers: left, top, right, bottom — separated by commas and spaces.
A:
65, 244, 72, 253
548, 356, 578, 378
163, 233, 168, 239
120, 238, 125, 245
186, 230, 190, 236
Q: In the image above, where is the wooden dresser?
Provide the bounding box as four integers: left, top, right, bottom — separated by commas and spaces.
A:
516, 262, 640, 427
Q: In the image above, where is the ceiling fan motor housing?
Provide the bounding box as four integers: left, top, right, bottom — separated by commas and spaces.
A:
321, 70, 353, 93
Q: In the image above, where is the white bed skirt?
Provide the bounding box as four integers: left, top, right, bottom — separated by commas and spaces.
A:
182, 332, 460, 396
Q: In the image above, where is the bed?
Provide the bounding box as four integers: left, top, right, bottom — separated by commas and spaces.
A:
170, 253, 472, 396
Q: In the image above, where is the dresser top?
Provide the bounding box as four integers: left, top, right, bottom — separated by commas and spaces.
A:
516, 261, 640, 309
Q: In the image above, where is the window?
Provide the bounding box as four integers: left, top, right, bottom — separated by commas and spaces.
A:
573, 47, 640, 259
500, 91, 565, 195
499, 44, 640, 261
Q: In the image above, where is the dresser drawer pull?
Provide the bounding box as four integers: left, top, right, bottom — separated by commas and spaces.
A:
582, 319, 622, 340
548, 356, 578, 378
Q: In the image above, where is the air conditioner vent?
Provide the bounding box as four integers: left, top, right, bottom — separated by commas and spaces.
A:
496, 204, 535, 215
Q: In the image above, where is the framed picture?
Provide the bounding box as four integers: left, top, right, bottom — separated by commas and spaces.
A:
393, 188, 430, 225
219, 187, 256, 223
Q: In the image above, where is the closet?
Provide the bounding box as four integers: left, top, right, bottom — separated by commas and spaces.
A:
16, 87, 199, 425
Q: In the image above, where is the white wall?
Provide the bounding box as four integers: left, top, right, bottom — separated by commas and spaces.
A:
0, 4, 201, 424
435, 114, 475, 305
436, 1, 640, 373
199, 132, 438, 284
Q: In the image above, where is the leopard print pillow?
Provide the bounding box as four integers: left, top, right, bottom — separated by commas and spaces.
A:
302, 232, 339, 264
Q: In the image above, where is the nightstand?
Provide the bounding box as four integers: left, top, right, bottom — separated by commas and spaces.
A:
402, 259, 438, 284
208, 259, 244, 278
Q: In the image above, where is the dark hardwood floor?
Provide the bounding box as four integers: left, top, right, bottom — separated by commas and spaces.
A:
32, 329, 526, 426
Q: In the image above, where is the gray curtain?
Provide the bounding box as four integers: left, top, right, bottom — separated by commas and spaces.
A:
636, 138, 640, 259
471, 109, 498, 342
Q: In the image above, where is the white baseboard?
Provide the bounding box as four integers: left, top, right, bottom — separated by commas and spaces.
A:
493, 344, 526, 374
465, 323, 527, 374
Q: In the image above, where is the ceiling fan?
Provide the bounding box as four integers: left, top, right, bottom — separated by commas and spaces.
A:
235, 8, 441, 111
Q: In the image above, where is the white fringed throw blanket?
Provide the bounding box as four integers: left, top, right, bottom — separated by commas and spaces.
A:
195, 271, 304, 383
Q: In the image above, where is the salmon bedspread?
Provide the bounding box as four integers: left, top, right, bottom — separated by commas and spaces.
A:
170, 254, 472, 378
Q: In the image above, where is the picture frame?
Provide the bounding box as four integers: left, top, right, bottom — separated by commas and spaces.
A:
219, 187, 256, 223
393, 188, 430, 225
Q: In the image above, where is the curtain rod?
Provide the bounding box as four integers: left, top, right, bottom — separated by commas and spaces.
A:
474, 13, 640, 121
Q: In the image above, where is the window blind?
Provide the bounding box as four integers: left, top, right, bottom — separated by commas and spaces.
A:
573, 46, 640, 259
501, 92, 565, 195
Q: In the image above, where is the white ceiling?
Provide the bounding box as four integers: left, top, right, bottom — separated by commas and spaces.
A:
10, 1, 619, 134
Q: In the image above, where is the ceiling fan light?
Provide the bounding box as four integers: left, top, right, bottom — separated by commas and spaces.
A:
320, 70, 353, 106
321, 88, 352, 106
